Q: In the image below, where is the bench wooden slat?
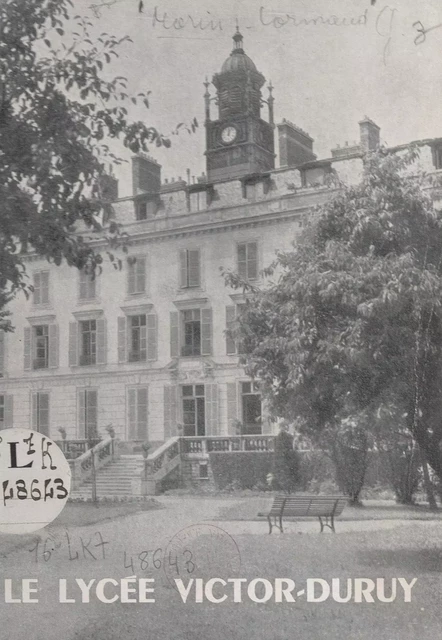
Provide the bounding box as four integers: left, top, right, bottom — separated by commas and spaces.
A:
265, 494, 347, 533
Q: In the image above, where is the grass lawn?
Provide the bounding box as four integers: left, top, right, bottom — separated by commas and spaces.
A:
0, 498, 161, 558
215, 496, 442, 522
72, 517, 442, 640
52, 498, 162, 528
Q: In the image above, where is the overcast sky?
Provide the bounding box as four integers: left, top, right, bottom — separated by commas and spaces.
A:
72, 0, 442, 196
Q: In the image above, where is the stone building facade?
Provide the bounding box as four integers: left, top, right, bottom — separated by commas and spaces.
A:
1, 31, 442, 454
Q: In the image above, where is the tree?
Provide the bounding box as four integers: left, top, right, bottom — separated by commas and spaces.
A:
225, 147, 442, 488
0, 0, 196, 329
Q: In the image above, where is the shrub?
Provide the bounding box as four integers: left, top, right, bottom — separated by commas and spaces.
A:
271, 430, 301, 493
209, 452, 273, 490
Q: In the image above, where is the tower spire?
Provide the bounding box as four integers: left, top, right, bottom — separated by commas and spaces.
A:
232, 23, 244, 52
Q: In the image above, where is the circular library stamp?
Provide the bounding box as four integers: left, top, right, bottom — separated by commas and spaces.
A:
0, 428, 71, 535
163, 523, 242, 589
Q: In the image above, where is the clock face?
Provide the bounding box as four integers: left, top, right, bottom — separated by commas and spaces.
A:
221, 125, 237, 144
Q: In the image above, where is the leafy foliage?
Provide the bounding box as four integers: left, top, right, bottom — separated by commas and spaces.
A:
0, 0, 196, 328
225, 148, 442, 482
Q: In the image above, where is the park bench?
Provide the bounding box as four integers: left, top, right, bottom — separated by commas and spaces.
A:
265, 494, 347, 534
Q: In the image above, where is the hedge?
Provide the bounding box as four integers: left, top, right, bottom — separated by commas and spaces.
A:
209, 452, 273, 490
209, 449, 396, 492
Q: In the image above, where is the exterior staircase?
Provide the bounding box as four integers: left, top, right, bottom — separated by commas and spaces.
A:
69, 437, 182, 499
70, 455, 142, 499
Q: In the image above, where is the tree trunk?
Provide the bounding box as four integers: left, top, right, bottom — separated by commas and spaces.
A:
419, 445, 438, 510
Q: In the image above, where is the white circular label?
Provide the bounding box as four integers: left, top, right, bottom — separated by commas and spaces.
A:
0, 429, 71, 534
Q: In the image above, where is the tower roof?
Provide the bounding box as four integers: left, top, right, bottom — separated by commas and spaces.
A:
220, 28, 258, 74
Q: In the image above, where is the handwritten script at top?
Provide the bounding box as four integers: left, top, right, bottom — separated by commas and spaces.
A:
88, 2, 442, 63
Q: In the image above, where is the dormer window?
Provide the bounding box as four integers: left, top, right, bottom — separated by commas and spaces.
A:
240, 173, 272, 199
134, 197, 159, 221
186, 183, 215, 212
136, 201, 148, 220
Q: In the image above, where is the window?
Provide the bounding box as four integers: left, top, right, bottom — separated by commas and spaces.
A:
32, 392, 49, 435
180, 249, 200, 288
78, 389, 98, 440
182, 384, 205, 436
79, 270, 96, 301
34, 325, 49, 369
79, 319, 96, 366
24, 324, 58, 371
33, 271, 50, 305
189, 191, 206, 212
136, 201, 148, 221
128, 256, 146, 295
241, 381, 262, 435
69, 317, 106, 367
237, 242, 258, 281
182, 309, 201, 357
128, 387, 148, 440
129, 315, 147, 362
118, 313, 157, 363
170, 308, 212, 358
245, 183, 257, 201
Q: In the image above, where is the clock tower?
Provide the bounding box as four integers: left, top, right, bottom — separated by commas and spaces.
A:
205, 29, 275, 182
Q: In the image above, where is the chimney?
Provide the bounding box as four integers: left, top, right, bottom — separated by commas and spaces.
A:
132, 154, 161, 196
277, 119, 316, 167
359, 117, 380, 153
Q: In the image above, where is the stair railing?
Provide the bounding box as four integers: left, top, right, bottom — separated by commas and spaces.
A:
70, 437, 119, 490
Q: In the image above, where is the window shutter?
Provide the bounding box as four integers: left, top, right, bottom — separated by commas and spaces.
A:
201, 308, 212, 355
33, 393, 50, 435
89, 275, 96, 299
41, 271, 49, 303
118, 317, 127, 363
78, 391, 86, 438
87, 390, 98, 439
226, 306, 236, 355
69, 322, 78, 367
79, 271, 87, 300
128, 388, 137, 439
147, 314, 158, 361
0, 331, 5, 376
237, 244, 247, 279
205, 383, 219, 436
188, 250, 200, 287
96, 317, 107, 364
4, 395, 13, 428
48, 324, 59, 368
247, 242, 258, 280
137, 387, 148, 440
170, 312, 179, 358
164, 385, 177, 439
179, 250, 187, 288
226, 383, 238, 434
33, 272, 41, 305
32, 393, 38, 430
39, 393, 50, 436
24, 327, 32, 371
136, 257, 146, 293
128, 260, 136, 294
